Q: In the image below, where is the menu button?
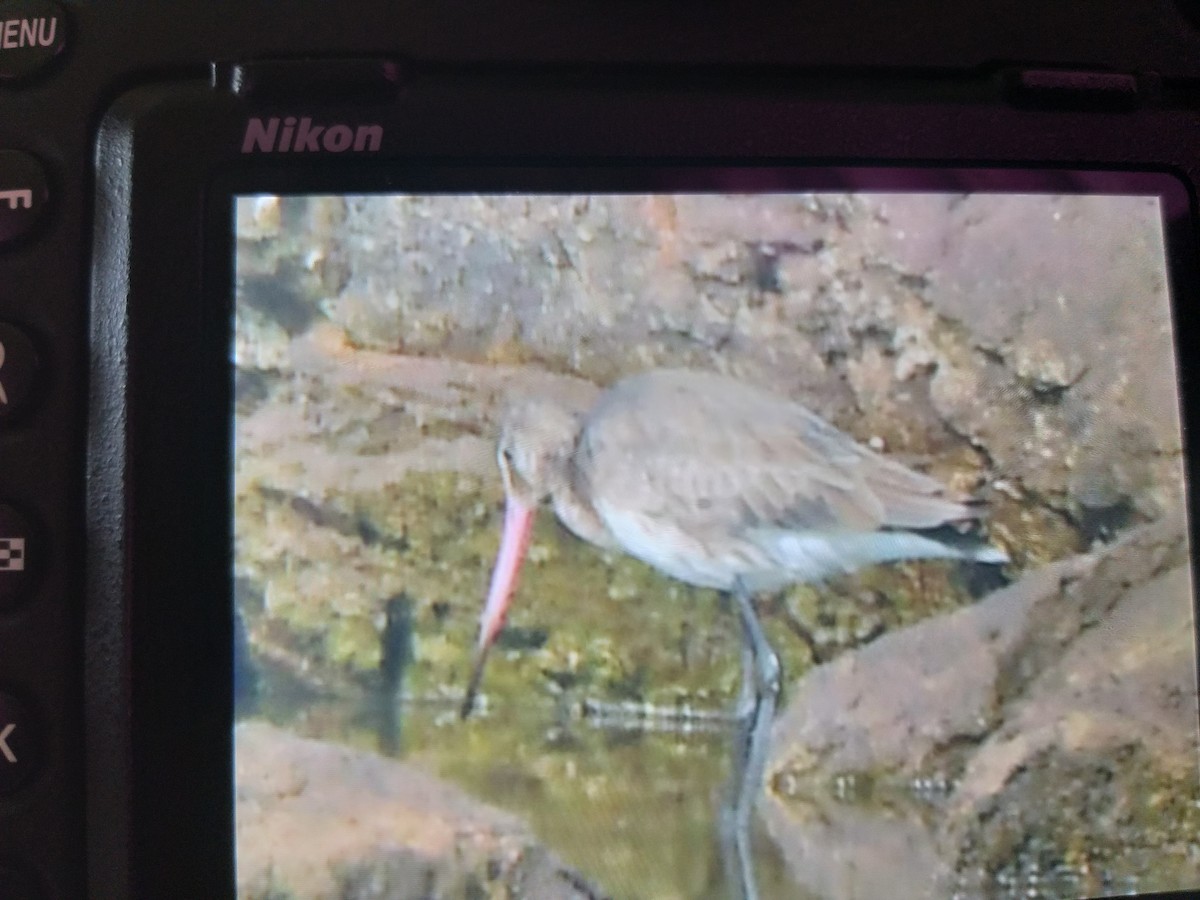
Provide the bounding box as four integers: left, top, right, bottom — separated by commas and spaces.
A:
0, 0, 66, 82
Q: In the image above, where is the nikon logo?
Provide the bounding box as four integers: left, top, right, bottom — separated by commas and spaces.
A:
241, 116, 384, 154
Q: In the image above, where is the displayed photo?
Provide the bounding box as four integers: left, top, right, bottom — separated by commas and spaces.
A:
232, 187, 1199, 900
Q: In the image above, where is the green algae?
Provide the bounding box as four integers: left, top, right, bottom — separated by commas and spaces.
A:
237, 450, 1008, 715
953, 745, 1200, 897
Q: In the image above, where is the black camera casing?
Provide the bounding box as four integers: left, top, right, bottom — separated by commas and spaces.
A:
3, 2, 1200, 897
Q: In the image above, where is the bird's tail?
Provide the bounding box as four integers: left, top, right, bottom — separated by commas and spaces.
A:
900, 523, 1010, 564
751, 525, 1008, 581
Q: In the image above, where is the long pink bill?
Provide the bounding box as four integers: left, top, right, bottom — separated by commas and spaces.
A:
460, 495, 536, 719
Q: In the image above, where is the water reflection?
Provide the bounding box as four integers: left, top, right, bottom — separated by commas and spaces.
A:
241, 653, 1200, 900
248, 666, 801, 900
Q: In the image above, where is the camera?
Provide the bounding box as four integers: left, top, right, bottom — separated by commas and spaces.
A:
2, 2, 1200, 898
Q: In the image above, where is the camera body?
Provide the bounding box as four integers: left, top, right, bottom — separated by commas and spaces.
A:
3, 3, 1200, 898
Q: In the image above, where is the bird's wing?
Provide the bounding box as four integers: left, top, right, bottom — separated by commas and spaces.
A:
574, 370, 974, 538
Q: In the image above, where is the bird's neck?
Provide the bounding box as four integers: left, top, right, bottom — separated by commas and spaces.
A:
548, 466, 619, 551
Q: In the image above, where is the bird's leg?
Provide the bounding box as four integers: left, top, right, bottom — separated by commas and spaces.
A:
718, 577, 781, 900
734, 634, 756, 722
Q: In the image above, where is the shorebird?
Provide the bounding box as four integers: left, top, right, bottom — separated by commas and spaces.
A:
460, 367, 1007, 898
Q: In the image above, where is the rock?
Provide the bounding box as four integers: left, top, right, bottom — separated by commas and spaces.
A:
760, 794, 953, 900
871, 193, 1183, 522
235, 721, 606, 900
238, 192, 1184, 535
765, 514, 1199, 896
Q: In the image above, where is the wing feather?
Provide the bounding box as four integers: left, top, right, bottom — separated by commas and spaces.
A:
573, 369, 975, 540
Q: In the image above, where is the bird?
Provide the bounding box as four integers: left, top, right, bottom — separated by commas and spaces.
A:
458, 366, 1007, 899
461, 367, 1007, 711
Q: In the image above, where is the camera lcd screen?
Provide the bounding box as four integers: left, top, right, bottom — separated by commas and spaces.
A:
231, 179, 1200, 900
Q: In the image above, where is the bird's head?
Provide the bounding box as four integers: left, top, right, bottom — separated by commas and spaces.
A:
461, 396, 581, 718
495, 398, 581, 508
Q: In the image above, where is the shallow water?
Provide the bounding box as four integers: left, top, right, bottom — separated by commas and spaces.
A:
247, 676, 807, 900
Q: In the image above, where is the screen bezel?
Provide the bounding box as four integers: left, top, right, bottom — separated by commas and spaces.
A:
221, 165, 1200, 900
88, 78, 1200, 900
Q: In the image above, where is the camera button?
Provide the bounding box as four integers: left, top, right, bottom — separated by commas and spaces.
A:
0, 0, 66, 83
0, 505, 33, 611
0, 151, 49, 246
0, 323, 38, 424
0, 693, 38, 795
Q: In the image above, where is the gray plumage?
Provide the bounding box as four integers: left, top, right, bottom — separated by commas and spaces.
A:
498, 368, 1007, 594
